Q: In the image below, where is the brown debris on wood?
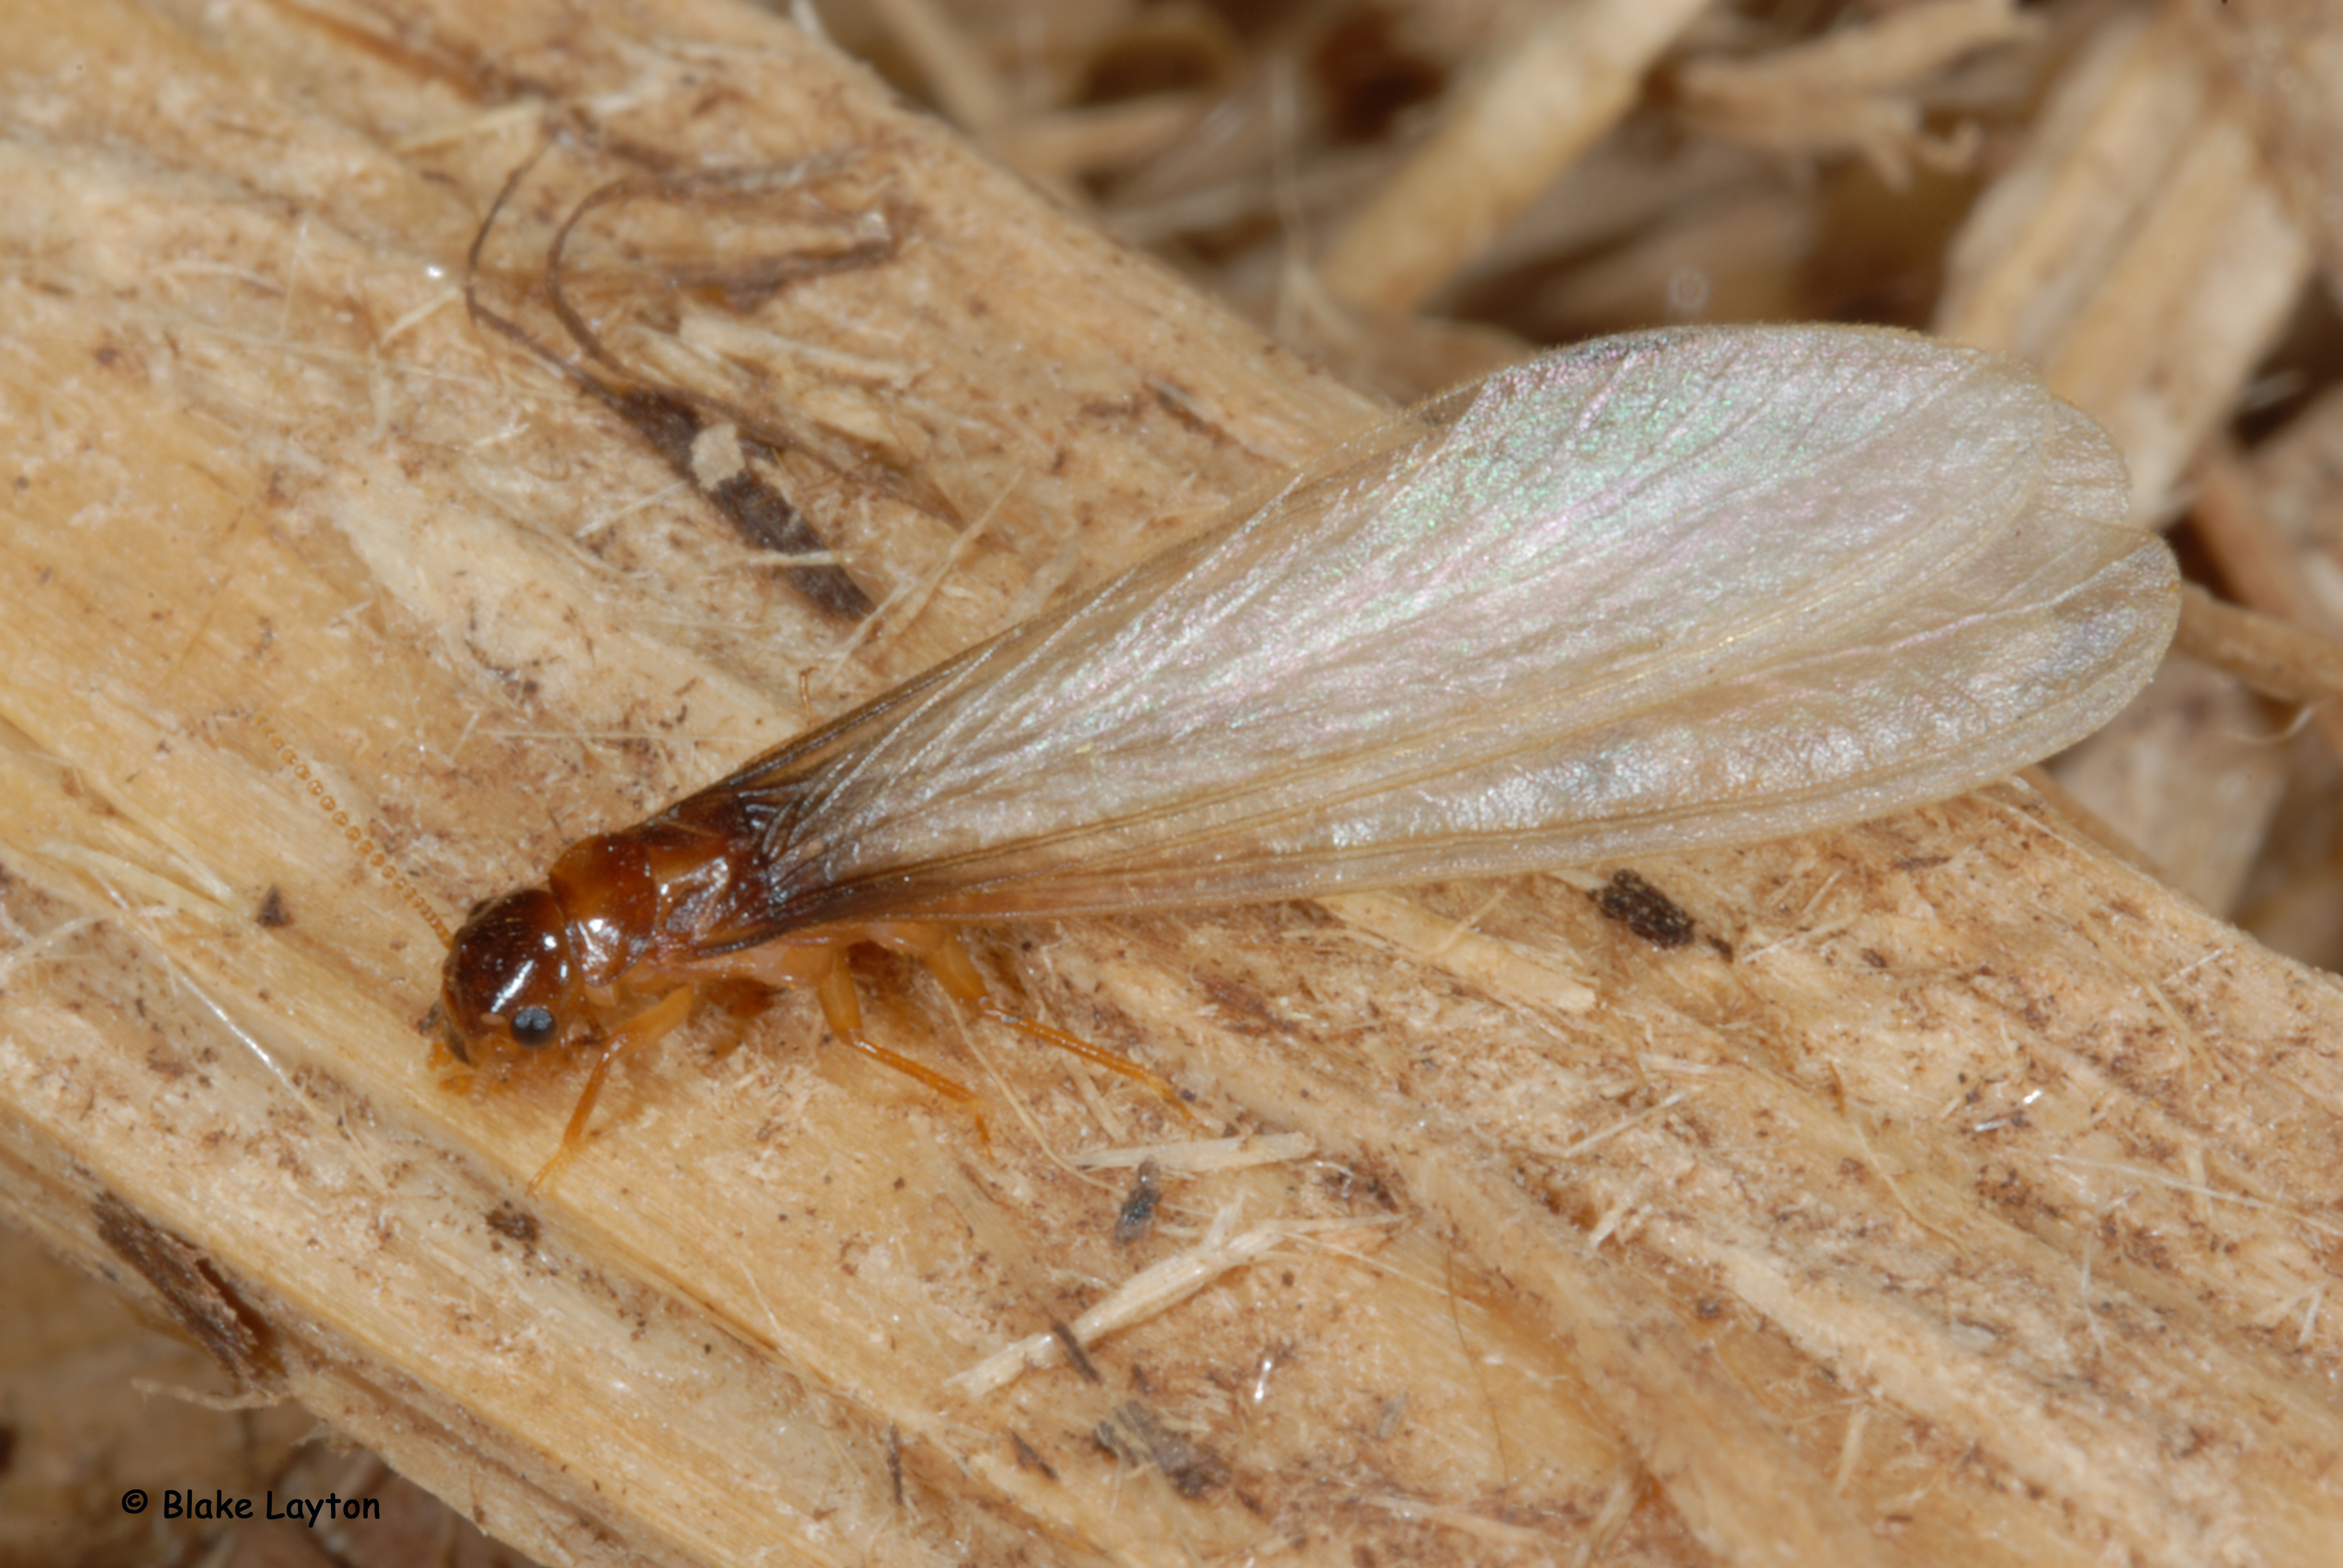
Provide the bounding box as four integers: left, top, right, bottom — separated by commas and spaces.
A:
4, 2, 2343, 1566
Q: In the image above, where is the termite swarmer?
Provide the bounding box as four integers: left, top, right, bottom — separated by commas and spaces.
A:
435, 325, 2177, 1187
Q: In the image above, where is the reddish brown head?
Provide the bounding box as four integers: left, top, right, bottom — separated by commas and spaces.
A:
437, 887, 583, 1066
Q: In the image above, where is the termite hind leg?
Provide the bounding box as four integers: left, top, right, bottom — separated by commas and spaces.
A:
916, 928, 1198, 1126
528, 985, 699, 1194
811, 949, 991, 1143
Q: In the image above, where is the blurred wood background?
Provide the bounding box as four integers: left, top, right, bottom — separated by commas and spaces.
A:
4, 1, 2343, 1565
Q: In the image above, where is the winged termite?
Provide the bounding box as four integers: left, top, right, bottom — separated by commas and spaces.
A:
436, 324, 2178, 1187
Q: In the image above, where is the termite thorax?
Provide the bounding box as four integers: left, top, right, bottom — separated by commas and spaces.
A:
545, 832, 658, 984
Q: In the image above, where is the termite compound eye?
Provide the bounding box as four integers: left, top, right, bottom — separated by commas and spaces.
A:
510, 1005, 557, 1048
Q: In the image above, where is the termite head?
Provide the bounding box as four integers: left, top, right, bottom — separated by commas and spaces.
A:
438, 887, 583, 1067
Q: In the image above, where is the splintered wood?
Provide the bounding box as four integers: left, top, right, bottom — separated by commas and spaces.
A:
5, 2, 2343, 1567
950, 1204, 1398, 1400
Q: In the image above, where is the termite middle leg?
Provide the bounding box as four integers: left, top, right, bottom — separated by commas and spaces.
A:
807, 944, 990, 1140
876, 924, 1196, 1125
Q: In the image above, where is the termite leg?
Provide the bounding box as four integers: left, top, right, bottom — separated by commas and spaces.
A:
811, 947, 991, 1143
909, 928, 1198, 1126
529, 984, 698, 1193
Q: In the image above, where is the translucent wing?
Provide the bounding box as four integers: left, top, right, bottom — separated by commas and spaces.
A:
689, 325, 2177, 941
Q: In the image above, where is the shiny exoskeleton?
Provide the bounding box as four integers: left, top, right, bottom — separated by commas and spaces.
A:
439, 782, 1186, 1189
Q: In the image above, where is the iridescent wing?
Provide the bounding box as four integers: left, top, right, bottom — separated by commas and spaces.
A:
689, 325, 2176, 941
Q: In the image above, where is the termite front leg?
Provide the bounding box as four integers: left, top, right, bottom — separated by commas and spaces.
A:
531, 984, 699, 1192
888, 926, 1198, 1125
808, 945, 991, 1142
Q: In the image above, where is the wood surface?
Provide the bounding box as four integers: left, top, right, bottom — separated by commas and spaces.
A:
4, 2, 2343, 1567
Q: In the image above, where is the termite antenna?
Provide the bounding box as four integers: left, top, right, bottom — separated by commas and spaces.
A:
254, 713, 454, 947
